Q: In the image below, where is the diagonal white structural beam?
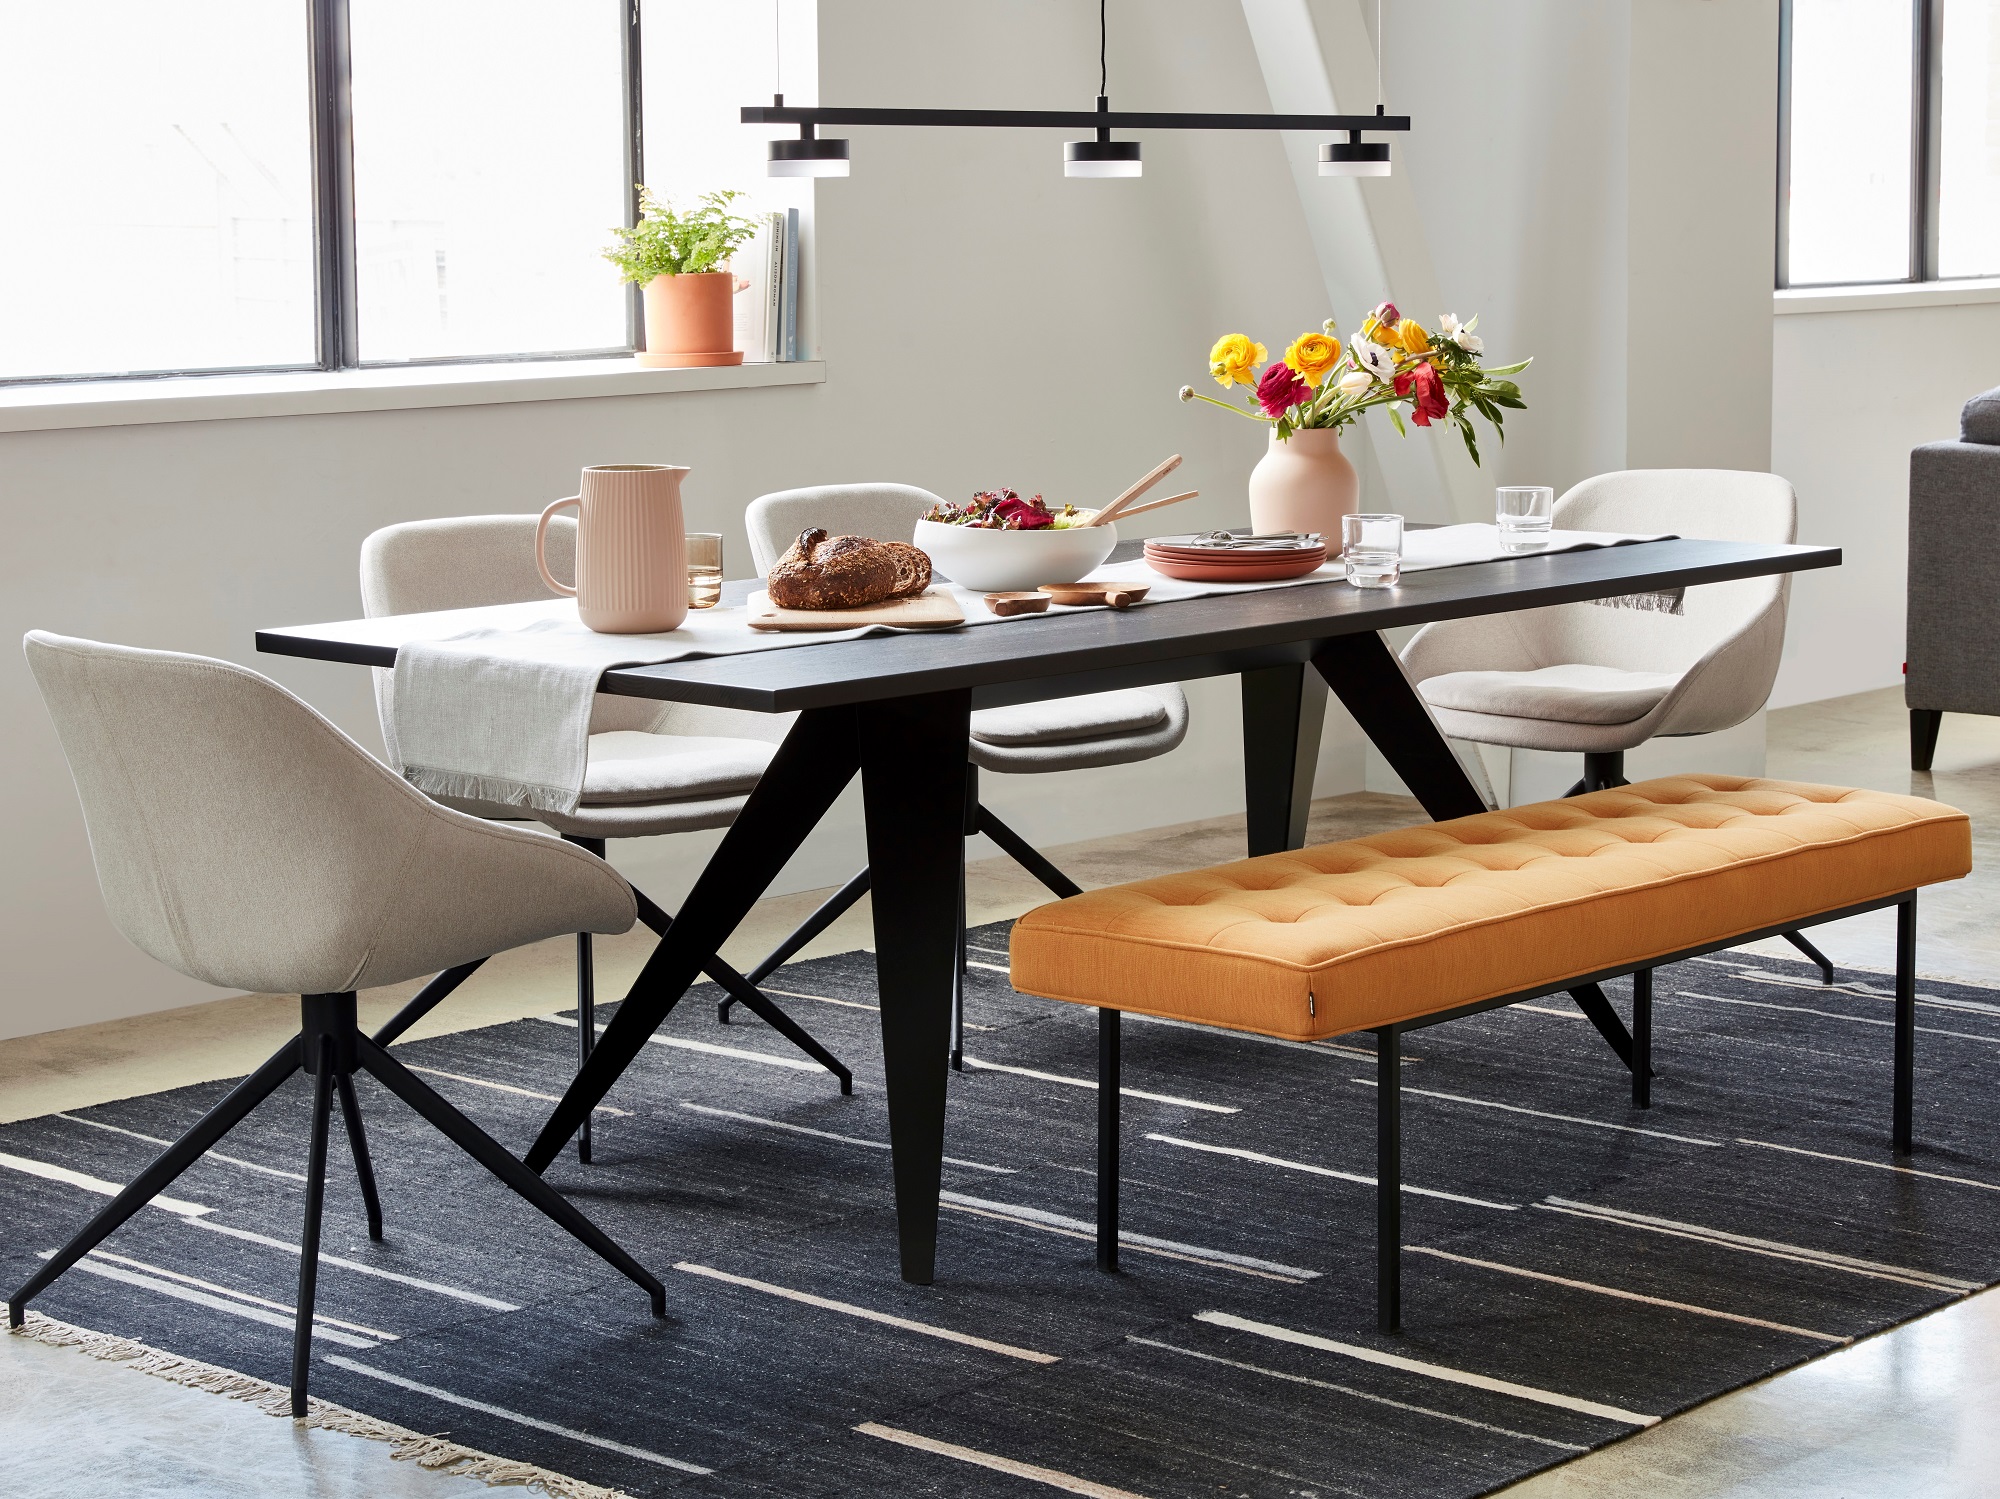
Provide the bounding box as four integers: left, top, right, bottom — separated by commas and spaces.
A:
1240, 0, 1490, 523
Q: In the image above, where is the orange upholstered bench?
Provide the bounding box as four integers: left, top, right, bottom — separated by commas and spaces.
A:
1008, 775, 1972, 1330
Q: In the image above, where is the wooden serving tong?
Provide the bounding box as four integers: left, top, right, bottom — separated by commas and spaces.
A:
1088, 454, 1192, 527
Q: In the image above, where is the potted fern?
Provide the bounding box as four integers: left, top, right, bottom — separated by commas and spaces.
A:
605, 188, 761, 367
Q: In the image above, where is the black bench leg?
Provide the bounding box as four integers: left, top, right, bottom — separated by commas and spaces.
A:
1911, 709, 1942, 773
1097, 1007, 1120, 1272
1632, 969, 1652, 1109
1376, 1026, 1401, 1334
1895, 893, 1916, 1154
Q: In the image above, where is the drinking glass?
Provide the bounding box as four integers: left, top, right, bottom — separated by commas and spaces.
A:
686, 532, 723, 609
1342, 512, 1403, 587
1496, 486, 1554, 551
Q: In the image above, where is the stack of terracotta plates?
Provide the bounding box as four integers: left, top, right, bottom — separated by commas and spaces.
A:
1142, 533, 1329, 583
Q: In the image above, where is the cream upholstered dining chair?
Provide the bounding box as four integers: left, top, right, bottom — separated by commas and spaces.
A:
360, 516, 851, 1165
741, 484, 1192, 1066
1399, 468, 1833, 977
10, 632, 664, 1417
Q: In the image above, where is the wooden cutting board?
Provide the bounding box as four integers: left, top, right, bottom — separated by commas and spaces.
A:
745, 588, 966, 632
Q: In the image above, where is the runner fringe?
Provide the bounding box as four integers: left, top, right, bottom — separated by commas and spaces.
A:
10, 1312, 631, 1499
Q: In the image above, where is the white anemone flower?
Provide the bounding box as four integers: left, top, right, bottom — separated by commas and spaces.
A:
1440, 312, 1483, 354
1336, 368, 1373, 398
1351, 336, 1398, 383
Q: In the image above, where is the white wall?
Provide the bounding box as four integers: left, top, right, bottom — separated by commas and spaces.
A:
1770, 302, 2000, 709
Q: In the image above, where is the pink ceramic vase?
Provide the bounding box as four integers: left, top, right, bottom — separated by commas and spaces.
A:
1245, 427, 1360, 538
537, 464, 690, 634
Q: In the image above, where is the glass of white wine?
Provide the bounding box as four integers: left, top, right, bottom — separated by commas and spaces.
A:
686, 532, 723, 609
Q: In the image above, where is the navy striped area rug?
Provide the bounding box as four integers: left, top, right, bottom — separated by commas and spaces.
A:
4, 927, 1997, 1497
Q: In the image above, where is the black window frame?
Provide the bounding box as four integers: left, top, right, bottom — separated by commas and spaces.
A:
6, 0, 644, 388
1777, 0, 1947, 289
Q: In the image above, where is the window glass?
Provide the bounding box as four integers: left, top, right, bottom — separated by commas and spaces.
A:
0, 0, 316, 379
1787, 0, 1915, 285
348, 0, 630, 362
1939, 0, 2000, 277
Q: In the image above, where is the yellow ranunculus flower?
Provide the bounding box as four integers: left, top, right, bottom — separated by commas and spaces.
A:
1209, 333, 1267, 389
1360, 315, 1389, 345
1394, 318, 1431, 354
1283, 332, 1342, 388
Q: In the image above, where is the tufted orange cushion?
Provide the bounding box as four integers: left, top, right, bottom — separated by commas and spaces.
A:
1009, 776, 1971, 1041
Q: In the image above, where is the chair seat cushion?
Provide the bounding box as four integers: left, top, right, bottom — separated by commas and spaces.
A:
579, 731, 775, 806
970, 689, 1169, 747
1418, 664, 1680, 725
1010, 776, 1970, 1041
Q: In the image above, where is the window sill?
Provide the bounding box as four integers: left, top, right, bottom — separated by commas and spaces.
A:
1774, 278, 2000, 315
0, 358, 827, 435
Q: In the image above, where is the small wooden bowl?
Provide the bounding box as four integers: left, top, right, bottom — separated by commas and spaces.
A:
983, 591, 1052, 617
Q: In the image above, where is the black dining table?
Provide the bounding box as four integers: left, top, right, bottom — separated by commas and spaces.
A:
258, 534, 1840, 1286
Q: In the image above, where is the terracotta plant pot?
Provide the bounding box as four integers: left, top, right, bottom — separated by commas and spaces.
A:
638, 271, 744, 368
1245, 426, 1360, 537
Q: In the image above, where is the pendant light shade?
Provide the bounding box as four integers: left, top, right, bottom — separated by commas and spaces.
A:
1064, 139, 1142, 178
1319, 138, 1391, 177
769, 134, 850, 177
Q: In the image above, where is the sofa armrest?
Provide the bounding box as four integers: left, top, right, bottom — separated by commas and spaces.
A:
1907, 440, 2000, 715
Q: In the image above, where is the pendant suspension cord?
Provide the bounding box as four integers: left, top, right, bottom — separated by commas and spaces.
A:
1100, 0, 1108, 99
1376, 0, 1384, 111
774, 0, 783, 99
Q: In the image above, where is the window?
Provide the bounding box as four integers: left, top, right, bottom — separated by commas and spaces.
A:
0, 0, 804, 384
1780, 0, 2000, 287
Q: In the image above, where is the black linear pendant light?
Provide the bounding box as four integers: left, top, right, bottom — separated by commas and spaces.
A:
751, 0, 1406, 182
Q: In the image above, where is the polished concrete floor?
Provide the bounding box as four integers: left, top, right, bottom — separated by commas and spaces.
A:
3, 685, 1996, 1497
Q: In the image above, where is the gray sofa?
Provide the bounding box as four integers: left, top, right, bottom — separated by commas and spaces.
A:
1907, 387, 2000, 770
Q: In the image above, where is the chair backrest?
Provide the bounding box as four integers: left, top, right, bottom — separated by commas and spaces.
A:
743, 484, 943, 576
1522, 470, 1798, 691
21, 632, 629, 995
359, 514, 664, 753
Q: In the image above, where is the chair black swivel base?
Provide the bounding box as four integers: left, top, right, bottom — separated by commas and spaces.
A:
7, 992, 665, 1417
553, 836, 853, 1163
1563, 751, 1838, 984
715, 766, 1082, 1071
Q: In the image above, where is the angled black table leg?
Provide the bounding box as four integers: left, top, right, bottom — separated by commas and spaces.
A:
860, 688, 973, 1285
1312, 633, 1486, 821
526, 705, 862, 1174
1241, 663, 1328, 855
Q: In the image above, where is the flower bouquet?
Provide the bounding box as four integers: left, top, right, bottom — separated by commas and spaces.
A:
1182, 304, 1529, 465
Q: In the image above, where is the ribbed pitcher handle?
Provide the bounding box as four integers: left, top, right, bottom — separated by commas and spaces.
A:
535, 496, 581, 597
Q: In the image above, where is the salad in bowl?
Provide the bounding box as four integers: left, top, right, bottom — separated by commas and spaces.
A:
916, 489, 1115, 590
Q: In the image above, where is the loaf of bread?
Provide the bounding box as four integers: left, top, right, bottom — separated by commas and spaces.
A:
766, 528, 931, 610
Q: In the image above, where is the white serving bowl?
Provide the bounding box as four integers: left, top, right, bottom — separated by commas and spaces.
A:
913, 516, 1118, 593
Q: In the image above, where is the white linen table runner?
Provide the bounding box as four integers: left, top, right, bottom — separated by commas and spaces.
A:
390, 523, 1670, 813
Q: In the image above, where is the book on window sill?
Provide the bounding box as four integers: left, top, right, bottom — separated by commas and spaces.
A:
731, 208, 801, 364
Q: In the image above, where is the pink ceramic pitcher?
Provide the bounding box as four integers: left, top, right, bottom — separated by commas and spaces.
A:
537, 464, 690, 634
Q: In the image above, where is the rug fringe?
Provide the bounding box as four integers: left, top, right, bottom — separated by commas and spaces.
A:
11, 1312, 632, 1498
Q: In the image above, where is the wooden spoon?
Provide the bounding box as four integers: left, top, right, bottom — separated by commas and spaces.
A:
1105, 489, 1197, 522
1085, 454, 1182, 528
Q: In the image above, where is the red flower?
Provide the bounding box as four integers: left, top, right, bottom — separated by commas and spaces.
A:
1255, 361, 1312, 419
993, 492, 1054, 529
1393, 361, 1449, 426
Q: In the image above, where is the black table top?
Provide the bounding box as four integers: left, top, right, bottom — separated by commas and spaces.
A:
257, 538, 1839, 714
